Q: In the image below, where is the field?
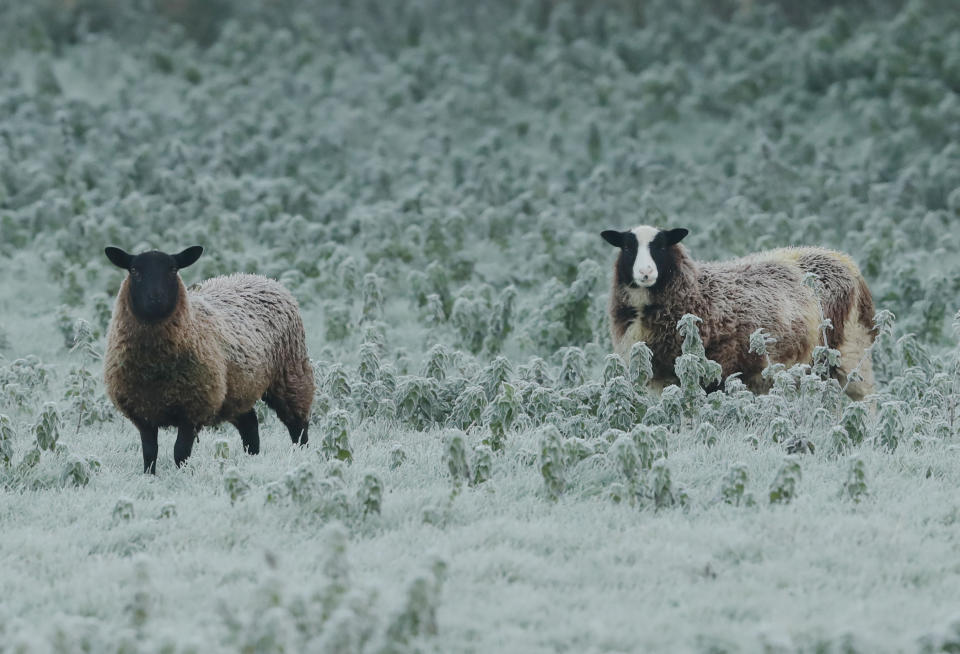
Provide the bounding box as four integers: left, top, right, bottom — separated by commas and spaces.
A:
1, 1, 960, 651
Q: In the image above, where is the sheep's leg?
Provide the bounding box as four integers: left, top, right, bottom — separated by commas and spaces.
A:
174, 424, 197, 468
139, 425, 159, 474
232, 409, 260, 455
264, 393, 310, 446
286, 420, 308, 446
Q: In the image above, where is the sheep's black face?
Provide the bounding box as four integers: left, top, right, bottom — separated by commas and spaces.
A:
601, 226, 688, 291
105, 246, 204, 324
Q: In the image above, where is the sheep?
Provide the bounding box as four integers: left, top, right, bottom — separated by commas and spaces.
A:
601, 225, 876, 399
103, 245, 315, 473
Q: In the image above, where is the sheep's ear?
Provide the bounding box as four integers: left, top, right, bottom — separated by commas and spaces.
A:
601, 230, 627, 248
663, 228, 688, 246
105, 247, 132, 269
174, 246, 204, 269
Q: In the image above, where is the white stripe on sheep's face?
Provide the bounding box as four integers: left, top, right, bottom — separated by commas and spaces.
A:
601, 225, 689, 290
105, 246, 204, 324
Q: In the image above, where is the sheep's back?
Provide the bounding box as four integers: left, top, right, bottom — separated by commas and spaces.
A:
190, 274, 309, 406
698, 247, 868, 362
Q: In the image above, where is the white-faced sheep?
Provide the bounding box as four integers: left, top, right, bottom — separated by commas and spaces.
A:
103, 246, 315, 473
601, 225, 876, 399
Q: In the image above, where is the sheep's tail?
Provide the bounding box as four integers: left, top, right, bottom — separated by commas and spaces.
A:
836, 259, 876, 400
854, 274, 876, 340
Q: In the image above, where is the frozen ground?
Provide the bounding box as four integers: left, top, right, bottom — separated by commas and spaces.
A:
1, 1, 959, 652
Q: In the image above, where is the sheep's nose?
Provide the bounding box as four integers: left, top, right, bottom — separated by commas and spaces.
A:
637, 269, 656, 283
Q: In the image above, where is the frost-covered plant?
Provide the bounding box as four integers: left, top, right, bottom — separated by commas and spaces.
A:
382, 557, 447, 650
361, 322, 388, 356
357, 342, 382, 385
566, 379, 603, 417
518, 356, 552, 386
395, 376, 441, 431
695, 421, 718, 447
360, 272, 384, 323
480, 356, 513, 400
767, 416, 792, 444
562, 437, 595, 466
213, 438, 230, 461
609, 434, 639, 483
749, 328, 777, 368
600, 376, 638, 431
389, 443, 407, 470
1, 356, 52, 408
608, 434, 643, 503
801, 273, 843, 379
323, 302, 351, 342
843, 458, 868, 503
875, 401, 904, 452
324, 364, 352, 403
358, 472, 383, 516
524, 385, 562, 425
451, 384, 486, 430
769, 458, 802, 505
651, 459, 678, 509
113, 498, 135, 522
320, 410, 353, 462
33, 402, 60, 452
64, 367, 112, 431
674, 314, 722, 419
539, 424, 566, 500
629, 424, 668, 469
224, 468, 250, 504
0, 414, 15, 465
602, 354, 627, 385
443, 430, 471, 487
485, 285, 517, 354
69, 319, 102, 362
785, 434, 815, 455
60, 455, 94, 488
424, 293, 446, 328
280, 463, 317, 506
483, 382, 520, 452
420, 344, 451, 381
54, 305, 76, 349
471, 444, 493, 486
628, 341, 653, 389
449, 289, 489, 355
524, 260, 600, 352
658, 385, 684, 425
718, 463, 752, 506
840, 402, 869, 445
557, 347, 586, 388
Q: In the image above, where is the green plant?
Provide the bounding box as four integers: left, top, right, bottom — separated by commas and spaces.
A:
769, 458, 802, 505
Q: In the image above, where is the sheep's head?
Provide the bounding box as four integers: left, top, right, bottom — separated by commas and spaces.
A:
601, 226, 687, 290
105, 246, 203, 324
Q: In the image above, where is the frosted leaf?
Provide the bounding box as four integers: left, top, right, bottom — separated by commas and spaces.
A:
749, 328, 776, 356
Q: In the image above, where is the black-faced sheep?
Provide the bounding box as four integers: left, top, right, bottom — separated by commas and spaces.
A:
103, 246, 315, 473
601, 225, 876, 399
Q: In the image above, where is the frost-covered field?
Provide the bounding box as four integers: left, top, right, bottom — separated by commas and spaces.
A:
1, 1, 960, 651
